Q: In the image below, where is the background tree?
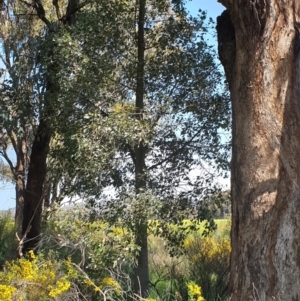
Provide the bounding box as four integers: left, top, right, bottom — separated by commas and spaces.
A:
50, 0, 230, 297
21, 0, 86, 253
0, 0, 44, 238
0, 0, 88, 252
217, 1, 300, 300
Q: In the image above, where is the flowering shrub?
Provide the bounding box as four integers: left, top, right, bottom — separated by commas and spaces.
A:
0, 250, 124, 300
83, 275, 121, 296
184, 224, 231, 301
0, 251, 75, 300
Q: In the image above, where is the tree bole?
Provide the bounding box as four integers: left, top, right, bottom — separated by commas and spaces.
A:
217, 1, 300, 300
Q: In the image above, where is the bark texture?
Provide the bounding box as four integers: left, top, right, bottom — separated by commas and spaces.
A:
22, 119, 51, 252
217, 1, 300, 300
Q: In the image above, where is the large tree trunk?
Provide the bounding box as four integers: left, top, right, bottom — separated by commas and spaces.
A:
217, 1, 300, 300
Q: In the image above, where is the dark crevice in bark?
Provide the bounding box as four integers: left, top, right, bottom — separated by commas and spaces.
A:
216, 10, 236, 90
294, 23, 300, 58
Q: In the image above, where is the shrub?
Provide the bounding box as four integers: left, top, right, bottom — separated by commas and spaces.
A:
0, 250, 124, 301
148, 234, 189, 300
184, 220, 231, 301
40, 206, 138, 300
0, 213, 16, 266
0, 251, 74, 300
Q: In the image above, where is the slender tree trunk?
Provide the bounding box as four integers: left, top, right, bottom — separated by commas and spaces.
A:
134, 146, 149, 297
15, 137, 26, 239
134, 0, 149, 297
217, 1, 300, 300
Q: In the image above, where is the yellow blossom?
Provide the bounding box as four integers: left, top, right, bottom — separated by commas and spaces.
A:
48, 278, 71, 298
187, 282, 204, 301
0, 285, 16, 301
100, 277, 121, 294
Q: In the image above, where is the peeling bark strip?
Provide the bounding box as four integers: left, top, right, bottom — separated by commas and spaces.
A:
249, 0, 267, 33
217, 0, 300, 300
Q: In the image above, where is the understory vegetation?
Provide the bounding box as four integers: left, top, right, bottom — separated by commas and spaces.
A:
0, 212, 230, 301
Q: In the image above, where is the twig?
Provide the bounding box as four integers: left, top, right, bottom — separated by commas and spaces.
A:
16, 225, 31, 258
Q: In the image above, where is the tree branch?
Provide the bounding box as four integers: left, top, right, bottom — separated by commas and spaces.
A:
7, 129, 18, 154
147, 128, 202, 171
0, 54, 11, 70
32, 0, 52, 29
52, 0, 61, 20
0, 145, 15, 176
60, 0, 89, 24
20, 0, 52, 29
19, 0, 31, 7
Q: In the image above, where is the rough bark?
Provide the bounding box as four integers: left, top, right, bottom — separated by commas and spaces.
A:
217, 1, 300, 300
133, 0, 149, 297
22, 119, 51, 252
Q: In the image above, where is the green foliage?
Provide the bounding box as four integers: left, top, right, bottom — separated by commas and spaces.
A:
0, 214, 16, 267
40, 205, 140, 301
48, 0, 230, 213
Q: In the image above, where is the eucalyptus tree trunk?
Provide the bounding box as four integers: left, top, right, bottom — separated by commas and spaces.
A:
133, 0, 149, 297
217, 1, 300, 300
22, 0, 78, 254
22, 119, 52, 252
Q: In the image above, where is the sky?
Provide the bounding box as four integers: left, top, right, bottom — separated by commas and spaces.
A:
0, 0, 226, 210
186, 0, 225, 20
